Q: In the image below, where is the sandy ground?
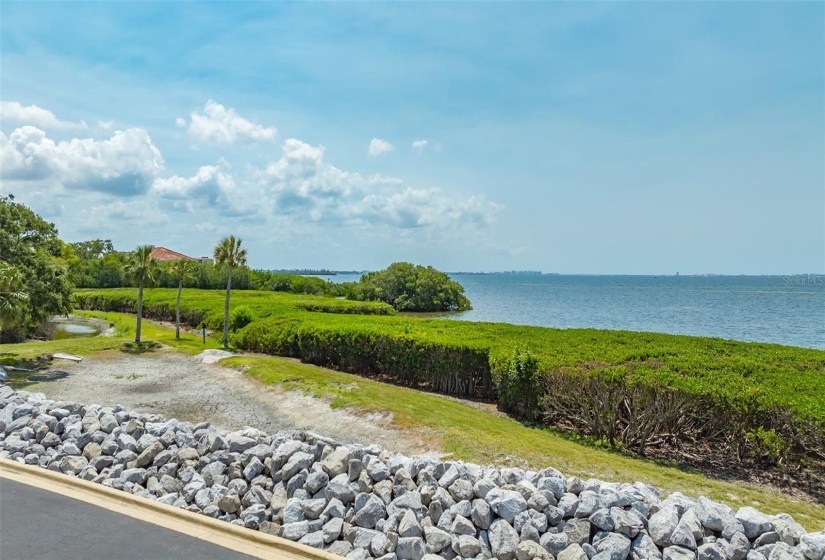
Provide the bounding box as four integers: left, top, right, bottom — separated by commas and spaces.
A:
26, 352, 435, 456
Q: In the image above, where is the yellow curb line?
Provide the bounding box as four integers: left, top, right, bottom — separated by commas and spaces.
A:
0, 458, 343, 560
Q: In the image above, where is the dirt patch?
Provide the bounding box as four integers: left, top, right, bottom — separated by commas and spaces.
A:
26, 352, 435, 456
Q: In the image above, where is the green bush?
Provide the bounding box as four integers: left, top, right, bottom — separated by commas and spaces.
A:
342, 262, 472, 311
746, 427, 788, 464
494, 346, 542, 420
230, 306, 256, 332
234, 318, 492, 398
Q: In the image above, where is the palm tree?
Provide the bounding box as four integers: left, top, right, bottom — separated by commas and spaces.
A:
213, 236, 247, 348
167, 259, 198, 339
0, 261, 28, 334
123, 245, 160, 343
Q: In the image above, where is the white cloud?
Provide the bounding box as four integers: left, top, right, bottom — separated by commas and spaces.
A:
1, 105, 500, 255
151, 164, 262, 217
0, 101, 87, 130
0, 126, 164, 196
181, 100, 276, 144
412, 139, 428, 151
261, 138, 500, 229
368, 138, 394, 157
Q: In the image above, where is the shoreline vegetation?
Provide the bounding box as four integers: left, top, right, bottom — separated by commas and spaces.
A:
2, 311, 824, 529
73, 288, 825, 505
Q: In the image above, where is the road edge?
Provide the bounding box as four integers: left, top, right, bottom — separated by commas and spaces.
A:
0, 458, 342, 560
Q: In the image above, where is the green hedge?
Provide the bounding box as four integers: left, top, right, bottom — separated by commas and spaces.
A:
73, 289, 394, 327
76, 288, 825, 469
234, 317, 492, 397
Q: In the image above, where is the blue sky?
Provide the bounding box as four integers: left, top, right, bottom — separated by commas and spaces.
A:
1, 1, 822, 274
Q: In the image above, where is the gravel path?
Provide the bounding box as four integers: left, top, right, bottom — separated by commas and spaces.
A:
26, 352, 433, 455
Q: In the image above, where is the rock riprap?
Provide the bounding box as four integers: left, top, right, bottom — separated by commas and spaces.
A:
1, 386, 822, 560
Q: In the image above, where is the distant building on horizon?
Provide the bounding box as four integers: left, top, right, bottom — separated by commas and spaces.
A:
148, 245, 212, 264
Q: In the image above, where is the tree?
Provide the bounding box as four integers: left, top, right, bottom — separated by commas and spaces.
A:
344, 262, 472, 312
123, 245, 160, 343
70, 239, 114, 260
213, 235, 247, 348
0, 195, 73, 341
66, 239, 126, 288
0, 261, 28, 335
167, 258, 198, 339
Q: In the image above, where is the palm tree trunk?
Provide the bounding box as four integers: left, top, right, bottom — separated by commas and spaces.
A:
176, 279, 182, 339
136, 280, 144, 343
223, 267, 232, 348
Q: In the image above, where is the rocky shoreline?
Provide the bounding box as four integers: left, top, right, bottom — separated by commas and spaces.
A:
1, 386, 823, 560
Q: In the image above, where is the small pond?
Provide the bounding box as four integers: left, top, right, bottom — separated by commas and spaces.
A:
53, 322, 101, 339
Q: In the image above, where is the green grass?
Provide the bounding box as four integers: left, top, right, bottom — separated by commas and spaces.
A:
75, 288, 394, 322
0, 311, 225, 366
230, 354, 825, 530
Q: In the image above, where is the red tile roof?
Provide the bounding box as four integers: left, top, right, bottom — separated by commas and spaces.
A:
149, 246, 204, 262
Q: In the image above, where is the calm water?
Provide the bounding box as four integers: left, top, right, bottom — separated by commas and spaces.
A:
53, 322, 100, 340
320, 273, 824, 349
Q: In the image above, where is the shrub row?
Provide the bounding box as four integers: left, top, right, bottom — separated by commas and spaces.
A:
490, 346, 824, 476
234, 317, 492, 398
76, 288, 825, 476
294, 302, 396, 316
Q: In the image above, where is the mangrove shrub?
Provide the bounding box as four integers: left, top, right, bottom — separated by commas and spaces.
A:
343, 262, 472, 312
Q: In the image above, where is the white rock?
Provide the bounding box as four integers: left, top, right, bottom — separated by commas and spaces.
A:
737, 507, 775, 540
489, 519, 520, 560
490, 490, 528, 524
557, 544, 589, 560
799, 532, 825, 560
650, 505, 680, 547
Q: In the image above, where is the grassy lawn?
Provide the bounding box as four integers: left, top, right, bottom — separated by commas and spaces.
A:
0, 311, 225, 370
3, 309, 823, 529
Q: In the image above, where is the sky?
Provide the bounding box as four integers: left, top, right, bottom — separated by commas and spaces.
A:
0, 2, 822, 275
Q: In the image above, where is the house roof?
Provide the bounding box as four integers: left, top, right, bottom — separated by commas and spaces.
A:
149, 246, 200, 262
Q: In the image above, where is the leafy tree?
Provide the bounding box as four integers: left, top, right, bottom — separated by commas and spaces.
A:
213, 235, 247, 348
67, 239, 126, 288
0, 195, 73, 341
71, 239, 114, 260
0, 261, 29, 335
167, 259, 198, 339
344, 262, 472, 312
123, 245, 160, 343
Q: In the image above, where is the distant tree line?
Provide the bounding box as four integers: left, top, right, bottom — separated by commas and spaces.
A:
66, 248, 338, 296
67, 245, 470, 312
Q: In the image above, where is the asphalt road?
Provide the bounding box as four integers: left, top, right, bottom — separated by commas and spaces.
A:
0, 478, 259, 560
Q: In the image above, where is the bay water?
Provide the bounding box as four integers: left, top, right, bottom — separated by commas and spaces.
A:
319, 273, 824, 349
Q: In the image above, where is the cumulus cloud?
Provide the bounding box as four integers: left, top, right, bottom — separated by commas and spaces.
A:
181, 100, 276, 144
152, 164, 264, 218
0, 101, 88, 130
0, 126, 164, 196
412, 139, 428, 151
368, 138, 394, 157
261, 138, 500, 229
